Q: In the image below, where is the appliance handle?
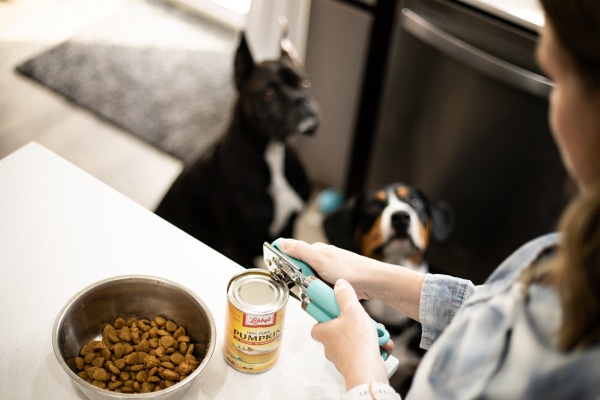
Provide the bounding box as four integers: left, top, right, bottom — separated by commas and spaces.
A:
400, 8, 553, 98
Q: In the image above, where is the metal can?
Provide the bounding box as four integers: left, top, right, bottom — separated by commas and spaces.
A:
223, 268, 289, 373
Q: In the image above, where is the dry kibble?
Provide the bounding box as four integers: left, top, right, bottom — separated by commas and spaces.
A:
114, 317, 127, 329
173, 326, 185, 339
75, 315, 201, 393
160, 369, 179, 381
165, 320, 177, 332
92, 368, 109, 381
169, 353, 185, 365
91, 357, 104, 368
103, 324, 120, 343
113, 342, 124, 359
114, 358, 126, 370
160, 335, 177, 349
83, 352, 95, 364
92, 380, 107, 389
106, 362, 120, 375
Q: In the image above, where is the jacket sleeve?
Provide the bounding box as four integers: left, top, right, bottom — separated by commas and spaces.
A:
419, 273, 476, 349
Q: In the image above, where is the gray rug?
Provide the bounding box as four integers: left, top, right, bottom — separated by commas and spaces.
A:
16, 0, 238, 164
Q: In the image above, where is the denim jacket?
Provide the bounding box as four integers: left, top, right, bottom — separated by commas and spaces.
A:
408, 233, 600, 399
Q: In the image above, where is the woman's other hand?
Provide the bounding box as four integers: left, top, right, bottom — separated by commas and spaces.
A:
311, 279, 391, 391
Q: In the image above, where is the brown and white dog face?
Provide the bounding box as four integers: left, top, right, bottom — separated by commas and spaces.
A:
323, 183, 453, 271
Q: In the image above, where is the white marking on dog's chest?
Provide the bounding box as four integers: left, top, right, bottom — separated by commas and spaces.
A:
265, 141, 305, 236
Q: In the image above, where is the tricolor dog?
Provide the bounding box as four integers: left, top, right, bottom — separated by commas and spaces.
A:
155, 30, 319, 268
323, 182, 453, 327
323, 182, 453, 397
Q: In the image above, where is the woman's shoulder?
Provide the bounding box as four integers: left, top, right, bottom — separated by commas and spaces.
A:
485, 233, 561, 284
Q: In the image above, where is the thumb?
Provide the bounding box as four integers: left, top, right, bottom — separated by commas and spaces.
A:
334, 279, 361, 314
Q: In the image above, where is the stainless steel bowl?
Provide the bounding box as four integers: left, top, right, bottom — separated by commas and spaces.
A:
53, 275, 216, 400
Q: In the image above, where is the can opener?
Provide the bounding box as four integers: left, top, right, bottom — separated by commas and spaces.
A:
263, 238, 391, 360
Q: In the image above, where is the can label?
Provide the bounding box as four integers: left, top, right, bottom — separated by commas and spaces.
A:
223, 269, 288, 373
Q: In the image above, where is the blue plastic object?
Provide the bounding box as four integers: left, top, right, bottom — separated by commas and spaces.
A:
316, 188, 344, 214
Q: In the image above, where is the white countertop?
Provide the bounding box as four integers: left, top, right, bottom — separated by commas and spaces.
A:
0, 142, 354, 399
458, 0, 544, 31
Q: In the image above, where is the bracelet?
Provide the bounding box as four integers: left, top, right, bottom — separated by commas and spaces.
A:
341, 382, 401, 400
369, 382, 401, 400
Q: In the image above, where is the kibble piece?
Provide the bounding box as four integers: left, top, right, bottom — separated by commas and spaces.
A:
114, 358, 126, 370
114, 317, 127, 329
160, 369, 179, 381
123, 343, 134, 355
137, 339, 150, 353
157, 329, 169, 337
92, 380, 107, 389
165, 320, 177, 332
106, 361, 120, 375
113, 342, 124, 359
75, 357, 84, 371
108, 381, 123, 390
83, 352, 96, 364
144, 355, 160, 368
103, 324, 120, 343
170, 353, 185, 365
141, 382, 154, 393
173, 326, 185, 339
92, 368, 109, 381
160, 336, 177, 349
179, 342, 188, 354
177, 335, 190, 343
117, 326, 131, 342
136, 370, 148, 383
91, 357, 104, 368
177, 361, 194, 375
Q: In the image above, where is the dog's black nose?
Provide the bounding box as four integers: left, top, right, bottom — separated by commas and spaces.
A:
391, 211, 411, 233
295, 97, 309, 107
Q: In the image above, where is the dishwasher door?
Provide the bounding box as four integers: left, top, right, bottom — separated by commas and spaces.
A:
366, 0, 571, 283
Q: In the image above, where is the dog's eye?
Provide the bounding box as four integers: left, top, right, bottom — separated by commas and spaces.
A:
411, 198, 422, 209
300, 79, 311, 89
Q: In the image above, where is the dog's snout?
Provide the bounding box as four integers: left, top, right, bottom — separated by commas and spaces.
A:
391, 211, 411, 231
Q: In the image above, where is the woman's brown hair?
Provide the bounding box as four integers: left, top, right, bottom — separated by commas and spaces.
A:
552, 184, 600, 350
540, 0, 600, 90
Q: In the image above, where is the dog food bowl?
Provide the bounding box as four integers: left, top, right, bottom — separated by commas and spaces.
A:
52, 275, 216, 400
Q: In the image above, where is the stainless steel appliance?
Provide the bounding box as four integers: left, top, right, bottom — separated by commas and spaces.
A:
301, 0, 571, 282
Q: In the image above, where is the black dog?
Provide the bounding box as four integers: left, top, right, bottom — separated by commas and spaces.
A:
155, 31, 319, 268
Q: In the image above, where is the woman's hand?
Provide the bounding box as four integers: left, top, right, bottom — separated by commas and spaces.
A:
279, 238, 377, 300
280, 237, 426, 322
311, 279, 391, 391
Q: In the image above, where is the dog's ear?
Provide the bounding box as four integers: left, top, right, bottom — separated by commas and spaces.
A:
279, 16, 300, 62
234, 33, 255, 89
429, 199, 454, 243
323, 196, 360, 252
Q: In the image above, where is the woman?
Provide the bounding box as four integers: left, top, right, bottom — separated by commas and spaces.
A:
280, 0, 600, 398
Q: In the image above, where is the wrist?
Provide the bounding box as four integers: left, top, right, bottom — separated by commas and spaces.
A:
343, 357, 389, 391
